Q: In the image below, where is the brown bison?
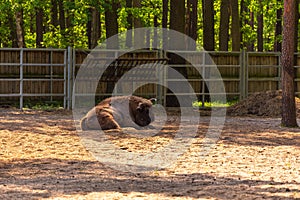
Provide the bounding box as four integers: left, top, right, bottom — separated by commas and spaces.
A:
80, 96, 155, 130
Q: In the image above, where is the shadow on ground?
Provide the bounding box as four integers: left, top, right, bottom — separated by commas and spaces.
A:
0, 158, 299, 199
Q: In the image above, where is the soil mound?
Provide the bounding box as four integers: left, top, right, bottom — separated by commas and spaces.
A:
227, 90, 300, 117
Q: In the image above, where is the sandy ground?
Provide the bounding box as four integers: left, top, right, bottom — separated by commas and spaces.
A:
0, 108, 300, 199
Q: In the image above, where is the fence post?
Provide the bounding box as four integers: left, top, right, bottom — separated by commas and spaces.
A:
19, 48, 24, 110
245, 51, 249, 98
240, 50, 247, 100
63, 49, 66, 109
50, 50, 53, 102
157, 49, 166, 106
201, 51, 206, 107
67, 46, 73, 110
163, 50, 168, 107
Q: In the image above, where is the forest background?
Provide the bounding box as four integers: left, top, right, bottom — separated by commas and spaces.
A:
0, 0, 297, 52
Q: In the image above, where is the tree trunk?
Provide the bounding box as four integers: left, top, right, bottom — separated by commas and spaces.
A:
91, 8, 101, 49
152, 15, 158, 49
51, 0, 59, 27
125, 0, 133, 48
202, 0, 214, 102
105, 1, 119, 49
162, 0, 168, 49
190, 0, 198, 42
169, 0, 189, 106
294, 0, 299, 52
104, 1, 119, 94
65, 0, 74, 46
186, 0, 198, 49
247, 11, 255, 51
58, 0, 65, 30
87, 7, 101, 49
36, 8, 44, 48
170, 0, 185, 40
169, 0, 186, 55
231, 0, 240, 51
146, 19, 150, 48
185, 0, 191, 37
8, 11, 18, 47
133, 0, 144, 49
274, 0, 282, 52
87, 8, 92, 48
281, 0, 298, 127
15, 10, 25, 48
65, 0, 74, 29
257, 0, 263, 51
219, 0, 230, 51
202, 0, 214, 51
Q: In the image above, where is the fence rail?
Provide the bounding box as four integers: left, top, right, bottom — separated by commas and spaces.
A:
0, 48, 299, 109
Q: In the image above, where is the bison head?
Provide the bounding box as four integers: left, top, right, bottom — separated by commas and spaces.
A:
131, 100, 154, 127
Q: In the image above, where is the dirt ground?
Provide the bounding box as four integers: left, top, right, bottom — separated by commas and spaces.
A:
0, 103, 300, 199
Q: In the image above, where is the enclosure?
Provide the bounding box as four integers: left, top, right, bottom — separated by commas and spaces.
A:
1, 48, 300, 199
1, 48, 300, 109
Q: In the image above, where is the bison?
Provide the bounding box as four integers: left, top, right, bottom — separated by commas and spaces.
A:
80, 96, 155, 130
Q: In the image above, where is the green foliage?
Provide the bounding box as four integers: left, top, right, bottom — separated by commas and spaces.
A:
0, 0, 288, 51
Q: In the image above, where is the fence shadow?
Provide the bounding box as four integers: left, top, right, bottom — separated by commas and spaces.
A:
0, 158, 299, 199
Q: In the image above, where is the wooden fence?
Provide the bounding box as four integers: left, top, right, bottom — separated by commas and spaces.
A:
0, 48, 299, 109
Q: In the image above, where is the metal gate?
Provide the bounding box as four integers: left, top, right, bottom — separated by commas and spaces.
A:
0, 48, 71, 110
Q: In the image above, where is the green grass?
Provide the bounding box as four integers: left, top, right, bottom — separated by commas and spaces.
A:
23, 102, 63, 111
192, 100, 238, 108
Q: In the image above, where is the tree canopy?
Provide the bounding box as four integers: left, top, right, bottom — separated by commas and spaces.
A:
0, 0, 295, 51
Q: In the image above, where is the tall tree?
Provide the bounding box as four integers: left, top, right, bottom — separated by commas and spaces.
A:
104, 0, 119, 94
15, 9, 25, 48
65, 0, 75, 46
105, 0, 119, 49
170, 0, 185, 39
190, 0, 198, 42
231, 0, 240, 51
8, 11, 18, 47
87, 8, 92, 48
169, 0, 186, 53
257, 0, 264, 51
294, 0, 299, 52
219, 0, 230, 51
51, 0, 59, 27
202, 0, 214, 51
125, 0, 133, 48
65, 0, 75, 29
186, 0, 198, 49
87, 6, 101, 49
244, 10, 255, 51
162, 0, 168, 49
152, 12, 158, 49
133, 0, 144, 48
148, 1, 160, 49
58, 0, 65, 30
281, 0, 298, 127
274, 0, 282, 52
36, 7, 44, 47
249, 12, 255, 51
202, 0, 215, 102
169, 0, 187, 106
